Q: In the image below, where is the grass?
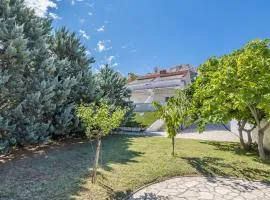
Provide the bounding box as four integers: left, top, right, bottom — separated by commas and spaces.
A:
134, 112, 159, 127
1, 135, 270, 200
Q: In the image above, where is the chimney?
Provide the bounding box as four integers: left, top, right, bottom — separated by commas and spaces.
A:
160, 69, 167, 74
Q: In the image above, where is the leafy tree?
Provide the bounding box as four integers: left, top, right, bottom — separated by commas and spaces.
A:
192, 57, 256, 150
153, 90, 190, 156
193, 39, 270, 160
76, 101, 126, 183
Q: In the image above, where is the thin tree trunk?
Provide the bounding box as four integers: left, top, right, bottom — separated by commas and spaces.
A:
258, 129, 265, 160
243, 125, 255, 149
92, 136, 101, 183
246, 131, 252, 147
238, 121, 246, 149
171, 136, 175, 156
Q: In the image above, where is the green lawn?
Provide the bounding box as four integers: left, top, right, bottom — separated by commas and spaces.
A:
1, 135, 270, 200
134, 112, 159, 127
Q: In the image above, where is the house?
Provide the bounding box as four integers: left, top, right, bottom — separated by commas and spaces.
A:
127, 65, 197, 111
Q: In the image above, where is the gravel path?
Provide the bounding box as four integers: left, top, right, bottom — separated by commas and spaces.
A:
130, 176, 270, 200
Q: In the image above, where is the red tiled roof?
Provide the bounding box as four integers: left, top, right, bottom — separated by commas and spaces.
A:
137, 70, 189, 80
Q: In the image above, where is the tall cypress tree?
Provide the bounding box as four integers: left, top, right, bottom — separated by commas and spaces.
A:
0, 0, 76, 151
52, 27, 95, 104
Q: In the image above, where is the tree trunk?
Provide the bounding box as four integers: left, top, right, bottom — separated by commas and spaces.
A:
238, 121, 246, 149
171, 137, 175, 156
248, 106, 266, 160
246, 130, 252, 147
92, 136, 101, 184
238, 127, 246, 149
258, 129, 265, 161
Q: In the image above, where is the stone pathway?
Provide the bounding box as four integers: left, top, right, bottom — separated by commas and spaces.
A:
129, 176, 270, 200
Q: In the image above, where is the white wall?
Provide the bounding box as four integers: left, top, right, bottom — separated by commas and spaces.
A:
229, 119, 270, 151
152, 88, 177, 103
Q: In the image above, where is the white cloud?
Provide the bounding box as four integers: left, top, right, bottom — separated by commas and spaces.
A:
86, 3, 94, 7
107, 56, 114, 64
48, 12, 61, 20
121, 42, 132, 49
105, 56, 119, 67
79, 29, 90, 40
96, 40, 112, 53
71, 0, 84, 5
24, 0, 57, 17
79, 18, 85, 24
85, 50, 91, 55
88, 12, 93, 16
97, 25, 105, 32
112, 63, 119, 67
97, 41, 105, 52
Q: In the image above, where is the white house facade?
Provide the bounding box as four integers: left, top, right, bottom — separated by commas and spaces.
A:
127, 66, 196, 111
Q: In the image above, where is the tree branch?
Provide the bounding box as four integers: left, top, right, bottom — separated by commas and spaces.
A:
243, 124, 256, 132
248, 105, 260, 127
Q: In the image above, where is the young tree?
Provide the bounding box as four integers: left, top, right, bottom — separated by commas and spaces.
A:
153, 90, 190, 156
76, 101, 126, 183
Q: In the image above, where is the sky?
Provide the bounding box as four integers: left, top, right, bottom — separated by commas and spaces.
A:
25, 0, 270, 75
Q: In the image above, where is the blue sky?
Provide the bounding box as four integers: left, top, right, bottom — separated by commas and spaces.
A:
26, 0, 270, 75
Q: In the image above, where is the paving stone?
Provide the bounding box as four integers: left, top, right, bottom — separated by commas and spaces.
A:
215, 186, 231, 195
130, 176, 270, 200
198, 191, 213, 199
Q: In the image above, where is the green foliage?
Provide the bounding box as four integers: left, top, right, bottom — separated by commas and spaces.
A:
0, 0, 95, 152
95, 65, 134, 123
192, 39, 270, 159
154, 90, 190, 138
127, 72, 138, 82
134, 112, 159, 127
123, 112, 159, 128
154, 90, 190, 155
76, 101, 126, 138
52, 27, 95, 104
192, 40, 270, 130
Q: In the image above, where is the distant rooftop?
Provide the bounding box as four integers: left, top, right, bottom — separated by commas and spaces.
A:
127, 64, 197, 90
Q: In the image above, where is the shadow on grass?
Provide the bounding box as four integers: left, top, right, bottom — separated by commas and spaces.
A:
0, 135, 143, 200
98, 181, 133, 200
182, 156, 270, 182
199, 141, 270, 163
